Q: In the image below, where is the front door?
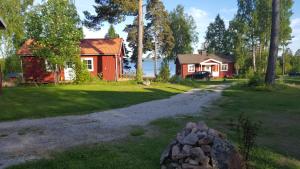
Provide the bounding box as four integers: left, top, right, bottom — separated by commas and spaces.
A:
211, 65, 219, 77
64, 62, 75, 81
204, 66, 211, 72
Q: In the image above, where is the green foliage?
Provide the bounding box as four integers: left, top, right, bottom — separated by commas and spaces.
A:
105, 24, 119, 39
0, 0, 33, 65
74, 61, 91, 83
247, 72, 265, 87
157, 60, 170, 82
237, 113, 261, 168
205, 14, 227, 54
136, 67, 143, 82
169, 5, 198, 60
130, 127, 145, 136
3, 55, 21, 74
83, 0, 138, 29
0, 82, 192, 121
25, 0, 83, 83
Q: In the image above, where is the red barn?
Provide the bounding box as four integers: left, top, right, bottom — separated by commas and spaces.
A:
176, 51, 235, 78
17, 38, 125, 82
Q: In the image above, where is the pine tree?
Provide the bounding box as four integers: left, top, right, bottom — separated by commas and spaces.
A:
105, 24, 119, 39
205, 14, 226, 54
265, 0, 280, 85
145, 0, 174, 77
84, 0, 144, 81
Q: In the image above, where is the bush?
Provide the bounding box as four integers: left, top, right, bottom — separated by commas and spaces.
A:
237, 113, 261, 169
157, 60, 170, 82
74, 61, 91, 83
248, 73, 264, 87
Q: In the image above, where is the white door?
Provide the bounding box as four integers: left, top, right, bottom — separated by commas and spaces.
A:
64, 62, 75, 81
212, 65, 219, 77
204, 66, 211, 72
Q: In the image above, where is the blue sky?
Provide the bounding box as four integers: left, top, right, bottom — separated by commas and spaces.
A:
36, 0, 300, 54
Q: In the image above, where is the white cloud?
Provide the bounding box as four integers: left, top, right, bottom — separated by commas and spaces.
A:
220, 8, 237, 14
188, 7, 212, 53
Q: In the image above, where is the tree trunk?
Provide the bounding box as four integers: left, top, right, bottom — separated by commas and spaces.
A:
136, 0, 143, 82
282, 45, 285, 75
0, 64, 2, 95
265, 0, 280, 85
252, 43, 256, 72
154, 40, 158, 77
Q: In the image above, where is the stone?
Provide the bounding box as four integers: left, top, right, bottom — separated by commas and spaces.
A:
182, 145, 192, 156
142, 80, 151, 86
183, 132, 199, 145
195, 131, 207, 140
182, 163, 205, 169
197, 121, 208, 131
160, 140, 177, 164
207, 128, 226, 139
190, 147, 205, 159
172, 145, 181, 160
186, 122, 197, 130
198, 137, 213, 145
161, 122, 244, 169
200, 145, 211, 153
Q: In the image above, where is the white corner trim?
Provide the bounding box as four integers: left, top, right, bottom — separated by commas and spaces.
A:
81, 57, 94, 71
221, 64, 228, 71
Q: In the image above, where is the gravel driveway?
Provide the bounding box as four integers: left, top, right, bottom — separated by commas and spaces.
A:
0, 84, 228, 168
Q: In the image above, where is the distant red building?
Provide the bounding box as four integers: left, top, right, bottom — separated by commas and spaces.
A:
17, 38, 125, 82
176, 51, 235, 78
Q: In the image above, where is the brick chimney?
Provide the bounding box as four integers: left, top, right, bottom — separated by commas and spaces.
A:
198, 50, 207, 56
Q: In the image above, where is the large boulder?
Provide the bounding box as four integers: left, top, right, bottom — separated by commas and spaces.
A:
160, 122, 244, 169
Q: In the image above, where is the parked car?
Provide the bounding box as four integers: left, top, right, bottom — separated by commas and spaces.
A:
288, 72, 300, 77
186, 71, 211, 80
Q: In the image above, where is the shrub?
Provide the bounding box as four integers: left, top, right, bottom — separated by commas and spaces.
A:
248, 73, 264, 87
74, 61, 91, 83
237, 113, 261, 169
157, 60, 170, 82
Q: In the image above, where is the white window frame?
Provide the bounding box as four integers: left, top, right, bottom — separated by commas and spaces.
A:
44, 60, 52, 72
221, 64, 228, 71
188, 64, 195, 72
81, 58, 94, 71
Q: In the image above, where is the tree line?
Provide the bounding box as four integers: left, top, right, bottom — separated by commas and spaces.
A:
204, 0, 298, 84
0, 0, 298, 85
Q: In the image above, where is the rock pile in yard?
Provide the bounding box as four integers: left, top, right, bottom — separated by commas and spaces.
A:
160, 122, 244, 169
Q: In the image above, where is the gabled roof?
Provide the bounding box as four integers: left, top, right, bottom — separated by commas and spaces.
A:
0, 17, 6, 29
177, 53, 234, 64
17, 38, 124, 56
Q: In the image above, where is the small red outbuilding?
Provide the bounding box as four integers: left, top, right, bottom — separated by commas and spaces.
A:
176, 51, 235, 78
17, 38, 125, 82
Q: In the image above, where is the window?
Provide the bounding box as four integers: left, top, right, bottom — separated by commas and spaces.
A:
221, 64, 228, 71
66, 62, 74, 69
44, 60, 52, 72
188, 64, 195, 72
81, 58, 93, 71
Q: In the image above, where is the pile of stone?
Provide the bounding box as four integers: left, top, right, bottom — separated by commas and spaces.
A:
160, 122, 244, 169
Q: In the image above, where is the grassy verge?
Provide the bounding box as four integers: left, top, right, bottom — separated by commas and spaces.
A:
0, 81, 198, 121
9, 83, 300, 169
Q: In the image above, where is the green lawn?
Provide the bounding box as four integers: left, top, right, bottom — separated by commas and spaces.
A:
0, 81, 196, 121
8, 83, 300, 169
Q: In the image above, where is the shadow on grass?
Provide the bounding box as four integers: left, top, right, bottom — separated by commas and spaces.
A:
0, 87, 183, 122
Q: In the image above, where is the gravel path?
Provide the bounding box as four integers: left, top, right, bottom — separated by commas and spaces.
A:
0, 84, 228, 168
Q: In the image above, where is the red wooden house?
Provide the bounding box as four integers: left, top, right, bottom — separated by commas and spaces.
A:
176, 51, 235, 78
17, 38, 125, 82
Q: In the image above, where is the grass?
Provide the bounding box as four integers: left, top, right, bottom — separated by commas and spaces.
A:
0, 81, 197, 121
8, 82, 300, 169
